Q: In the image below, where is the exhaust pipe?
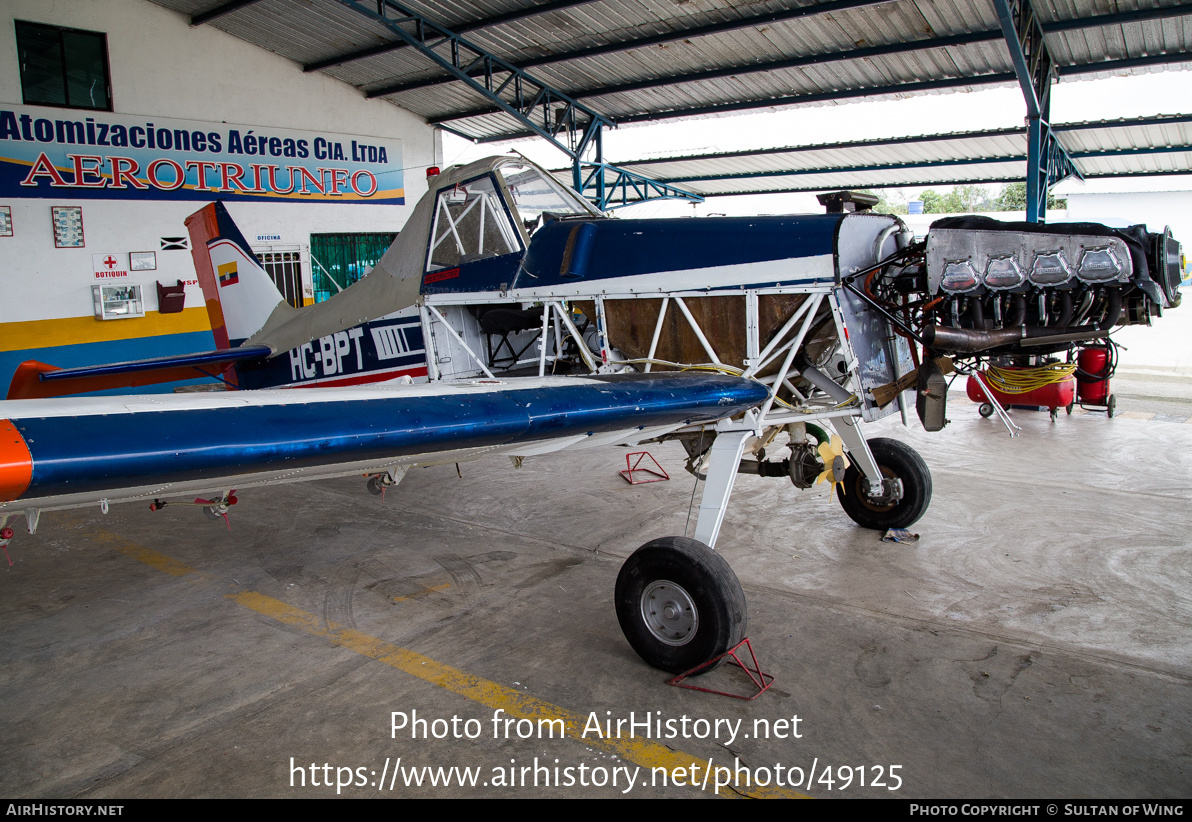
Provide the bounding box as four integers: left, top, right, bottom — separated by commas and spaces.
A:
924, 324, 1109, 353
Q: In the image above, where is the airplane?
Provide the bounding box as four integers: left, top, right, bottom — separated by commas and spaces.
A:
1, 156, 1183, 675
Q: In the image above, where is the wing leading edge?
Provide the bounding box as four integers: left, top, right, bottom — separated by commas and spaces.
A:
0, 373, 768, 511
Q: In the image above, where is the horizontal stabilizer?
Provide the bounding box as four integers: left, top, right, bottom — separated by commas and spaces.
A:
6, 346, 272, 400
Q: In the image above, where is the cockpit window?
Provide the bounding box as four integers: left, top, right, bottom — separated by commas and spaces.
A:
500, 163, 597, 232
427, 175, 521, 272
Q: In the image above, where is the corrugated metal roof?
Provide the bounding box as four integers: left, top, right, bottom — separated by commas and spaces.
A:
564, 114, 1192, 198
149, 0, 1192, 143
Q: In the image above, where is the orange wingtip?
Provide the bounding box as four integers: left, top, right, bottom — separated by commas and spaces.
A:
0, 419, 32, 502
6, 360, 60, 400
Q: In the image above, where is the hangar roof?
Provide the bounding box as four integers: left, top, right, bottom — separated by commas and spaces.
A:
598, 113, 1192, 197
150, 0, 1192, 143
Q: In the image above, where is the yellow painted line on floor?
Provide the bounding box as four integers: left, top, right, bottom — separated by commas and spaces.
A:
88, 527, 197, 577
228, 590, 807, 799
0, 307, 212, 352
90, 522, 805, 799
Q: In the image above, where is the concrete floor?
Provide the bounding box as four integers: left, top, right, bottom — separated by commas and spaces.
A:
2, 378, 1191, 799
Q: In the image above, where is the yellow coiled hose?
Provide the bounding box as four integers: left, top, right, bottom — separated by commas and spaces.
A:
983, 363, 1077, 395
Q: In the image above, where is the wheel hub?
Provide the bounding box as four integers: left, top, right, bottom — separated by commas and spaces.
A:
641, 580, 699, 647
831, 454, 847, 482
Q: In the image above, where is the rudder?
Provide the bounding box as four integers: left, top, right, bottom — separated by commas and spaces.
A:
186, 202, 285, 348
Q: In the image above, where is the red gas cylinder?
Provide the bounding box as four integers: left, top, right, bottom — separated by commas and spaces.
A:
1077, 345, 1111, 404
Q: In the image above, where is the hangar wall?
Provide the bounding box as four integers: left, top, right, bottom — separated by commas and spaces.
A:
0, 0, 440, 392
1064, 189, 1192, 267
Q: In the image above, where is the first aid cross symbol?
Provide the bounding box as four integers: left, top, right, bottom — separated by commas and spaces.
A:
103, 256, 117, 268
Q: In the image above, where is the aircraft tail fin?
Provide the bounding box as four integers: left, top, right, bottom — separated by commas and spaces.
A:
186, 202, 285, 349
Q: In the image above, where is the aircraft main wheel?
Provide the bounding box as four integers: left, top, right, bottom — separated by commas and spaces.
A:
978, 403, 994, 418
615, 537, 747, 675
838, 438, 932, 531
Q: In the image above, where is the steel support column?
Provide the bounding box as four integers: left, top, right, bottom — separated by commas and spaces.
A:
992, 0, 1082, 222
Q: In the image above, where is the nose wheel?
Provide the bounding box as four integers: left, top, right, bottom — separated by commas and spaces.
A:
838, 438, 932, 530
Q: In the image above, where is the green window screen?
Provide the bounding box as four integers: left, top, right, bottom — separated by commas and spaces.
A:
309, 232, 397, 304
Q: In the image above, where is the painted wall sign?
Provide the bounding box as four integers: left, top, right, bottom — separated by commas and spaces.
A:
93, 252, 129, 279
1, 105, 404, 205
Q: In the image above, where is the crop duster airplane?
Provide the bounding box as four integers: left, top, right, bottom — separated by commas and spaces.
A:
1, 157, 1182, 675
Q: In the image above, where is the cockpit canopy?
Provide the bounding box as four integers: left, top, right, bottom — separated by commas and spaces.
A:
426, 159, 599, 274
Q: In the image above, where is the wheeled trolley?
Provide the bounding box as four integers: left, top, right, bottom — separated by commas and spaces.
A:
967, 366, 1077, 422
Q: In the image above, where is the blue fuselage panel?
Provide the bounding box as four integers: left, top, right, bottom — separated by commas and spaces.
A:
516, 215, 843, 289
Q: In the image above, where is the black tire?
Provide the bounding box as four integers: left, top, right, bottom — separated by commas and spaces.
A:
1066, 402, 1074, 415
978, 403, 994, 418
1107, 394, 1116, 418
837, 437, 932, 530
615, 537, 747, 675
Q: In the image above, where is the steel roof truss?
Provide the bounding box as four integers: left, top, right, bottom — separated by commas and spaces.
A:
434, 29, 1006, 122
624, 127, 1027, 167
303, 0, 599, 73
344, 0, 1192, 113
639, 140, 1190, 189
333, 0, 612, 160
1041, 4, 1192, 35
657, 155, 1030, 184
575, 163, 704, 210
369, 0, 900, 97
476, 74, 1020, 140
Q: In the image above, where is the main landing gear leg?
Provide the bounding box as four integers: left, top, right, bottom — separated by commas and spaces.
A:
615, 429, 751, 675
691, 430, 751, 549
829, 416, 881, 484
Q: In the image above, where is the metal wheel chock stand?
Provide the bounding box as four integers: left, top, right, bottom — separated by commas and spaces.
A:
666, 638, 774, 700
619, 451, 670, 484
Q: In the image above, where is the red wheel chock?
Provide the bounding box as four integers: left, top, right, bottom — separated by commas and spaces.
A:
0, 525, 13, 566
619, 451, 670, 485
667, 638, 774, 700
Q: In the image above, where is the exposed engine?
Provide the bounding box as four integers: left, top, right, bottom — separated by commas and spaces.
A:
860, 216, 1184, 359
